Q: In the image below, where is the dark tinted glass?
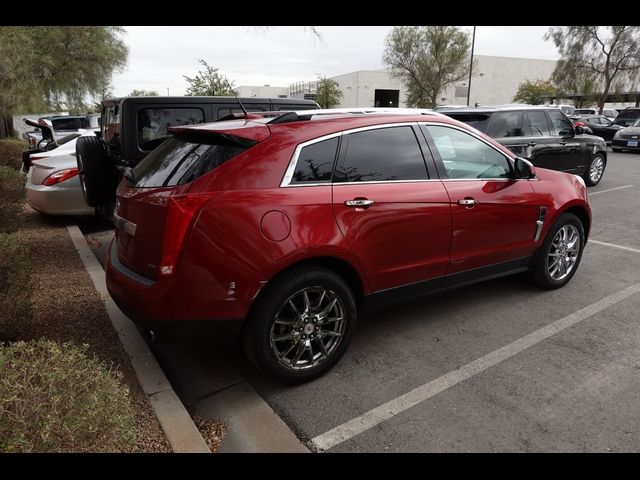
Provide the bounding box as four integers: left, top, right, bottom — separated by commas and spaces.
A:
132, 135, 247, 187
291, 137, 339, 184
486, 111, 523, 137
342, 127, 427, 182
138, 108, 205, 151
524, 111, 551, 136
53, 117, 85, 130
613, 110, 640, 127
444, 113, 492, 132
547, 110, 574, 136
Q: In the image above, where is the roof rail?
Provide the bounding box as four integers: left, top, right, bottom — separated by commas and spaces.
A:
263, 107, 444, 125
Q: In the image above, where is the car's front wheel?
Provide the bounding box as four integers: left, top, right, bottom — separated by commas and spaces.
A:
583, 153, 605, 186
527, 213, 585, 289
243, 267, 357, 383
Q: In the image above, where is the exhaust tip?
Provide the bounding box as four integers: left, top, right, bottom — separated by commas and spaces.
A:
144, 329, 157, 343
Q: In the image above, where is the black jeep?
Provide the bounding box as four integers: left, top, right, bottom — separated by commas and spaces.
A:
76, 95, 319, 218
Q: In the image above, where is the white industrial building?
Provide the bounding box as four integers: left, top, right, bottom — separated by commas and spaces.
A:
327, 55, 558, 108
235, 85, 289, 98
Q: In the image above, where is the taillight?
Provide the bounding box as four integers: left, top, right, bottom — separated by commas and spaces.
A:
159, 194, 215, 277
42, 168, 79, 186
575, 121, 585, 127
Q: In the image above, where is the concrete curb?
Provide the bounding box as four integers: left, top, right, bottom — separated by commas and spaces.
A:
66, 225, 210, 453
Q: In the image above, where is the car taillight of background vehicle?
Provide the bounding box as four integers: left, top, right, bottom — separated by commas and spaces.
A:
159, 194, 216, 277
42, 168, 79, 186
574, 121, 586, 127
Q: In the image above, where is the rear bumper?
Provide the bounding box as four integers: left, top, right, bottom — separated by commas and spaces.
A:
612, 138, 640, 150
105, 238, 246, 344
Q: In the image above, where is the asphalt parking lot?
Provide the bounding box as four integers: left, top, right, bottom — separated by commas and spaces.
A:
81, 150, 640, 452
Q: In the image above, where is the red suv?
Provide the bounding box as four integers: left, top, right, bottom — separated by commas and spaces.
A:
106, 108, 591, 383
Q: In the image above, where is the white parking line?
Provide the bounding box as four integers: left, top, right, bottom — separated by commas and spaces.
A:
589, 239, 640, 254
310, 283, 640, 452
589, 185, 635, 196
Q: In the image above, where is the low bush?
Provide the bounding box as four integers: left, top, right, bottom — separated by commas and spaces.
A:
0, 165, 25, 233
0, 339, 136, 452
0, 233, 31, 341
0, 138, 27, 170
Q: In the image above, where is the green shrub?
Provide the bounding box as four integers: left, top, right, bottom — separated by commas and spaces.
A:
0, 233, 31, 341
0, 165, 25, 233
0, 339, 136, 452
0, 138, 27, 170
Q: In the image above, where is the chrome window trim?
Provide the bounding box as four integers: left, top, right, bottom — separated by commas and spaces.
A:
280, 131, 343, 187
279, 121, 533, 188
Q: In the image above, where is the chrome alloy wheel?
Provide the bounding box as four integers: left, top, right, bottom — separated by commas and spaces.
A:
269, 287, 346, 371
589, 156, 604, 184
547, 224, 581, 281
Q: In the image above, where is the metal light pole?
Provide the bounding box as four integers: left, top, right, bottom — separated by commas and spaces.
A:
466, 26, 476, 107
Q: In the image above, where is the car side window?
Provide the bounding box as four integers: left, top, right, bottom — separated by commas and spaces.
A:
338, 126, 428, 182
547, 110, 574, 136
425, 125, 512, 180
524, 111, 551, 136
290, 137, 340, 184
486, 111, 524, 137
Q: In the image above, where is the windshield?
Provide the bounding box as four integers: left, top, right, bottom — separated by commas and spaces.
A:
614, 110, 640, 127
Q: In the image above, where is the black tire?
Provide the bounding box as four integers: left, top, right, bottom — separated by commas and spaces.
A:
582, 152, 606, 186
76, 136, 117, 207
527, 213, 585, 290
243, 267, 357, 384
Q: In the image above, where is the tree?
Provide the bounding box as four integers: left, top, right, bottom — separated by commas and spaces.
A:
315, 77, 342, 108
0, 26, 127, 138
128, 89, 159, 96
382, 26, 471, 108
183, 60, 236, 96
552, 66, 600, 108
546, 26, 640, 114
512, 79, 557, 105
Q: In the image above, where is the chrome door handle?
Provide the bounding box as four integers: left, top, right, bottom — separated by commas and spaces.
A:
345, 199, 374, 207
458, 198, 477, 207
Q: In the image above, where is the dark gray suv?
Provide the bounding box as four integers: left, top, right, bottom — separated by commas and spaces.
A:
441, 106, 608, 186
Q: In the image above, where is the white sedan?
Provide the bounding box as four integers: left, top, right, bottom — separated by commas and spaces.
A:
26, 131, 95, 216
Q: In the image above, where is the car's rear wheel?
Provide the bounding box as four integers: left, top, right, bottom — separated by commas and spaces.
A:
583, 153, 605, 186
527, 213, 585, 290
76, 136, 117, 207
243, 267, 357, 383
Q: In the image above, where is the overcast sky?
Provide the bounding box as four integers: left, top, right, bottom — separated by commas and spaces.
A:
111, 26, 559, 97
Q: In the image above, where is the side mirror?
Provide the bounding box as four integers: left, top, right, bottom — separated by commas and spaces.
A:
514, 157, 535, 179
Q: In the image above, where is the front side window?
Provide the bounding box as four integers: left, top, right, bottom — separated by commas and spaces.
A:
131, 134, 247, 187
426, 125, 511, 179
547, 110, 574, 136
338, 126, 428, 182
291, 137, 339, 184
138, 108, 205, 151
524, 111, 551, 136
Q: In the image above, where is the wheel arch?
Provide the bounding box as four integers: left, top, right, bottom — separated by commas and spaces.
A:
561, 205, 591, 240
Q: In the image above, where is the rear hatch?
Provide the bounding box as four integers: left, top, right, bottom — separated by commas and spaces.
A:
115, 119, 270, 280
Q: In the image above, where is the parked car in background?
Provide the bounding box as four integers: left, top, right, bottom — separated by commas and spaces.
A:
433, 104, 468, 111
554, 104, 576, 116
26, 131, 95, 216
574, 108, 618, 122
572, 115, 618, 143
568, 116, 594, 136
612, 117, 640, 152
24, 113, 100, 149
105, 107, 591, 383
76, 95, 320, 221
440, 105, 608, 186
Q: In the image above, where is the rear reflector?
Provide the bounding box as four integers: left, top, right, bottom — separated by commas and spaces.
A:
42, 168, 79, 186
159, 194, 215, 277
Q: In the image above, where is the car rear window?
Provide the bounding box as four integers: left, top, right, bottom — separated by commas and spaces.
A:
130, 133, 249, 188
443, 113, 492, 133
138, 108, 205, 151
